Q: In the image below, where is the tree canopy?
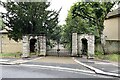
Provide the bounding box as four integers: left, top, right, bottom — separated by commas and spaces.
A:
0, 1, 60, 41
71, 2, 116, 37
61, 1, 118, 49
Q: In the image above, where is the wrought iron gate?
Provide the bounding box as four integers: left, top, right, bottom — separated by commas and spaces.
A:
46, 44, 71, 57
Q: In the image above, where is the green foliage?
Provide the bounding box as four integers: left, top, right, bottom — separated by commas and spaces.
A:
71, 2, 116, 38
95, 51, 103, 56
0, 17, 5, 30
0, 52, 21, 58
0, 18, 2, 30
95, 53, 120, 62
46, 25, 62, 48
1, 1, 60, 42
51, 25, 62, 42
61, 1, 118, 49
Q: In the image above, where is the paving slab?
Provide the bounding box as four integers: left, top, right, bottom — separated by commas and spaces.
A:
0, 57, 42, 65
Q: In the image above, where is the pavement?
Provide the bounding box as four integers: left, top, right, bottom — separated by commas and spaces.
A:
23, 56, 91, 72
73, 57, 119, 77
0, 57, 42, 65
0, 56, 119, 78
0, 58, 17, 64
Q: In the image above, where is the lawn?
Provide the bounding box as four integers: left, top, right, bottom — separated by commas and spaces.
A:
95, 52, 120, 62
0, 52, 37, 58
0, 52, 22, 58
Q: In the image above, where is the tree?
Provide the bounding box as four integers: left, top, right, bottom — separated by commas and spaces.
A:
62, 1, 119, 54
71, 2, 119, 54
46, 25, 62, 48
71, 2, 118, 39
61, 3, 96, 49
0, 1, 60, 42
0, 14, 5, 30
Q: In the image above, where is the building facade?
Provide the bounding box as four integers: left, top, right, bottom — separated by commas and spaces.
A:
102, 7, 120, 53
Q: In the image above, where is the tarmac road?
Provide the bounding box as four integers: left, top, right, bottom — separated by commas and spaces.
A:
0, 56, 119, 79
0, 64, 115, 78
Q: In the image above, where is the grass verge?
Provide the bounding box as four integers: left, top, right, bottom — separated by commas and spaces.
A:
0, 52, 21, 58
95, 52, 120, 62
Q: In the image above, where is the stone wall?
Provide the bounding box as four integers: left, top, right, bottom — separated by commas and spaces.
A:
96, 40, 120, 54
0, 34, 22, 53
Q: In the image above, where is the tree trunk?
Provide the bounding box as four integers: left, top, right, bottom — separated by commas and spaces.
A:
101, 43, 106, 55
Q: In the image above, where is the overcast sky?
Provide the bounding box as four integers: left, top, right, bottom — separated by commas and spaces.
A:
0, 0, 118, 25
49, 0, 78, 25
0, 0, 78, 25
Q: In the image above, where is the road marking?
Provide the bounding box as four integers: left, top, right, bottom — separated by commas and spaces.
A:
5, 57, 44, 64
95, 62, 112, 65
19, 64, 111, 78
111, 70, 119, 73
0, 59, 9, 62
0, 64, 112, 78
88, 60, 118, 67
72, 57, 103, 72
20, 64, 95, 74
0, 57, 43, 65
73, 57, 119, 78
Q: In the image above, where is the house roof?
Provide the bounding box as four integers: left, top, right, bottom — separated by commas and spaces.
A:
106, 7, 120, 19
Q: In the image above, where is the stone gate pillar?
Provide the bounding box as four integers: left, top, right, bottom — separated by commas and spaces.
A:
88, 35, 95, 58
72, 33, 78, 56
78, 35, 82, 56
22, 35, 30, 58
38, 35, 46, 56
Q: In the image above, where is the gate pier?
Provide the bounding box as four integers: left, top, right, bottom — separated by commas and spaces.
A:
72, 33, 95, 58
22, 34, 46, 58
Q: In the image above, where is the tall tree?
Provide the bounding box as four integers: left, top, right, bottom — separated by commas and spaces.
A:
0, 1, 60, 42
71, 2, 117, 40
71, 2, 119, 54
62, 1, 119, 53
61, 3, 97, 49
